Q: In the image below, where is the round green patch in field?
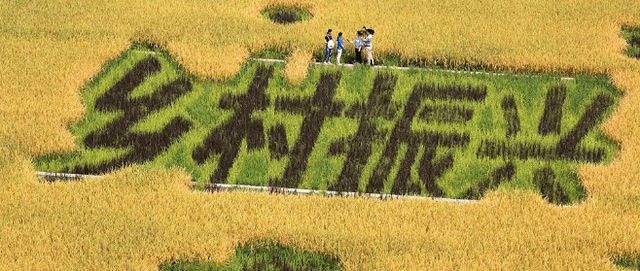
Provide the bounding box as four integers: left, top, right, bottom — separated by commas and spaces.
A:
261, 4, 313, 25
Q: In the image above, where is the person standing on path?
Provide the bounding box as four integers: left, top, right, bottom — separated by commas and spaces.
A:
324, 29, 334, 64
363, 28, 375, 66
347, 31, 363, 64
336, 32, 345, 64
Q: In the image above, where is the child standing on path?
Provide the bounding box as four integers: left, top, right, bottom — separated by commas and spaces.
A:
336, 32, 345, 64
324, 29, 334, 64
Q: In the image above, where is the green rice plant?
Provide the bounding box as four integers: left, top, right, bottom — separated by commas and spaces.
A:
260, 4, 313, 25
612, 255, 640, 270
160, 239, 341, 271
34, 44, 622, 205
621, 25, 640, 58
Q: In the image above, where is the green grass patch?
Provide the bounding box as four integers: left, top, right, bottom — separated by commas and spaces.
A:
251, 46, 291, 60
260, 4, 313, 25
622, 25, 640, 59
160, 239, 341, 271
613, 255, 640, 270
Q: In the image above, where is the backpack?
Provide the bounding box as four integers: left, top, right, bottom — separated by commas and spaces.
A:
327, 39, 335, 49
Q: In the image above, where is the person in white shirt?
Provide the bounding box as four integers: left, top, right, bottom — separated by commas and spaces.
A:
347, 31, 364, 64
335, 32, 345, 64
363, 28, 375, 66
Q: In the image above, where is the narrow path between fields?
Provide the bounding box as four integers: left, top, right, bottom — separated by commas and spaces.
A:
251, 58, 575, 81
36, 171, 476, 204
144, 50, 574, 80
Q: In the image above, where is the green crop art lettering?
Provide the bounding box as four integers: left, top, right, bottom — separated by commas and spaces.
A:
35, 44, 621, 205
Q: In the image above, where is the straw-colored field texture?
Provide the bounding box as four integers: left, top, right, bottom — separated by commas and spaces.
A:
5, 146, 640, 270
2, 0, 640, 270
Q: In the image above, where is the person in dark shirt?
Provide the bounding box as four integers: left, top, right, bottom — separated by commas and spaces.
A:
323, 29, 334, 64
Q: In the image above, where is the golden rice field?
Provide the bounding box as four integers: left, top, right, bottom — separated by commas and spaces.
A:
2, 0, 640, 270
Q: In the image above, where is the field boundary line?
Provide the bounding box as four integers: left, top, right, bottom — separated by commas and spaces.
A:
141, 50, 574, 80
250, 58, 575, 80
36, 171, 101, 180
35, 171, 476, 204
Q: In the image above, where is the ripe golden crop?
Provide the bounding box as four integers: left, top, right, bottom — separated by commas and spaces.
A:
284, 49, 313, 85
3, 147, 640, 270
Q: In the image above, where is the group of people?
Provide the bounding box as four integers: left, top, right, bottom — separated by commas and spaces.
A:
323, 27, 375, 66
